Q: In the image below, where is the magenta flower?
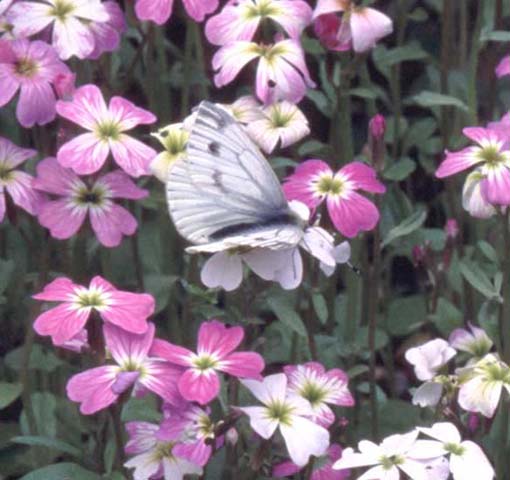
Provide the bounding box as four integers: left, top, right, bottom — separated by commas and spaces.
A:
33, 157, 147, 247
283, 160, 386, 238
273, 444, 349, 480
436, 127, 510, 205
212, 38, 315, 104
284, 362, 354, 427
0, 39, 70, 127
87, 1, 126, 60
496, 55, 510, 78
67, 323, 183, 414
313, 0, 393, 53
8, 0, 110, 60
56, 84, 157, 177
205, 0, 311, 46
0, 137, 43, 222
33, 275, 155, 345
135, 0, 218, 25
150, 320, 265, 405
313, 13, 350, 52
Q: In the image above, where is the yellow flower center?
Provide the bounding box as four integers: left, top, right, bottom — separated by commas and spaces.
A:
243, 0, 281, 19
299, 381, 327, 406
265, 401, 294, 426
479, 145, 503, 165
316, 175, 344, 196
15, 58, 38, 78
76, 185, 105, 206
96, 122, 121, 142
50, 0, 76, 21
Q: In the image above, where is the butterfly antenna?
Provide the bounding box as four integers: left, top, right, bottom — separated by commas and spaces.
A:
347, 262, 362, 276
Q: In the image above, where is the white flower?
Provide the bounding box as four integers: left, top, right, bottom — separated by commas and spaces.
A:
222, 95, 264, 123
462, 169, 497, 219
405, 339, 456, 381
449, 323, 493, 359
333, 430, 429, 479
410, 422, 494, 480
239, 373, 330, 467
412, 381, 444, 408
150, 123, 189, 182
457, 353, 510, 417
320, 241, 351, 276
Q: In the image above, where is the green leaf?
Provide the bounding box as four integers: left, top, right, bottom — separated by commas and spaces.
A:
0, 259, 14, 294
306, 90, 333, 118
459, 260, 502, 302
298, 140, 330, 157
312, 293, 328, 325
383, 157, 416, 181
0, 382, 22, 409
477, 240, 499, 265
11, 436, 82, 458
385, 295, 427, 336
382, 208, 427, 247
411, 91, 469, 112
373, 43, 429, 78
480, 30, 510, 42
267, 296, 307, 337
347, 364, 369, 379
20, 392, 57, 438
5, 344, 64, 373
349, 87, 378, 100
19, 463, 101, 480
430, 298, 463, 335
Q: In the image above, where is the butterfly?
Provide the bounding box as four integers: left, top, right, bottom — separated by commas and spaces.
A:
166, 101, 309, 254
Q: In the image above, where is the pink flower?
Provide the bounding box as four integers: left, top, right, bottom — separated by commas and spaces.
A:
436, 127, 510, 205
212, 38, 315, 104
496, 55, 510, 78
87, 1, 126, 60
0, 0, 13, 16
124, 421, 203, 479
205, 0, 311, 46
135, 0, 219, 25
445, 219, 459, 239
273, 444, 349, 479
56, 84, 157, 177
487, 112, 510, 143
283, 160, 386, 238
33, 275, 155, 345
284, 362, 354, 428
8, 0, 110, 60
313, 0, 393, 53
313, 14, 350, 51
0, 136, 43, 222
150, 320, 265, 405
53, 72, 76, 100
0, 39, 70, 127
33, 157, 147, 247
67, 323, 183, 414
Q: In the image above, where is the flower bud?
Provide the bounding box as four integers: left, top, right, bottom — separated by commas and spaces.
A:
225, 427, 238, 446
368, 114, 386, 171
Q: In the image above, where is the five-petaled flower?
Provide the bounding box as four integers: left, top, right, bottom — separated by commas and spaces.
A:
33, 275, 154, 346
134, 0, 218, 25
56, 84, 157, 177
67, 323, 183, 414
283, 160, 386, 238
150, 123, 189, 182
0, 136, 43, 222
405, 338, 456, 381
150, 320, 265, 404
33, 157, 148, 247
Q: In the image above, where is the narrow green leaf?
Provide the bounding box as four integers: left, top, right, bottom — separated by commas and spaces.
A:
312, 293, 328, 325
382, 208, 427, 247
267, 297, 307, 337
19, 463, 101, 480
459, 260, 502, 301
411, 91, 469, 112
11, 436, 82, 458
0, 382, 22, 409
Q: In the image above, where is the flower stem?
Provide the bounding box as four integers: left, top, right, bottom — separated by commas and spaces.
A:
500, 210, 510, 363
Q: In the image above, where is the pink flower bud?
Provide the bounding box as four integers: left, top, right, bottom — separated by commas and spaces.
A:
369, 114, 386, 140
445, 219, 459, 239
54, 72, 76, 100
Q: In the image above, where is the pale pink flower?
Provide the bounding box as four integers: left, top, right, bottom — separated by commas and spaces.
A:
68, 323, 183, 414
33, 157, 147, 247
283, 160, 386, 238
135, 0, 218, 25
273, 443, 348, 479
0, 0, 13, 16
284, 362, 354, 427
150, 320, 265, 405
436, 127, 510, 205
0, 39, 70, 127
487, 112, 510, 143
124, 421, 203, 480
313, 0, 393, 53
33, 275, 155, 345
0, 137, 43, 222
496, 55, 510, 78
333, 430, 428, 479
56, 84, 157, 177
53, 72, 76, 100
405, 339, 456, 381
87, 1, 126, 60
205, 0, 312, 46
8, 0, 110, 60
221, 95, 263, 123
150, 123, 189, 182
239, 373, 330, 467
212, 38, 315, 104
462, 168, 497, 218
246, 100, 310, 154
411, 422, 494, 480
449, 323, 493, 359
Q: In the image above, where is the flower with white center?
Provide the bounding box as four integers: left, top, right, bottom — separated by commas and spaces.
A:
124, 421, 203, 480
405, 339, 456, 381
410, 422, 494, 480
150, 320, 265, 405
284, 362, 354, 427
33, 275, 154, 346
457, 353, 510, 417
246, 101, 310, 154
333, 430, 428, 479
67, 323, 183, 414
150, 124, 189, 182
449, 323, 493, 359
239, 373, 330, 467
8, 0, 110, 60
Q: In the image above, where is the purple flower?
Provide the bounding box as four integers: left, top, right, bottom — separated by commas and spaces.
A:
134, 0, 219, 25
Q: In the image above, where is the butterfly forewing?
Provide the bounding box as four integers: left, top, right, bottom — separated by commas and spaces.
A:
167, 101, 298, 246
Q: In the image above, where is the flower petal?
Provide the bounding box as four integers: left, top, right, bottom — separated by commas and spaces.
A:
200, 251, 243, 291
110, 134, 156, 177
178, 368, 220, 405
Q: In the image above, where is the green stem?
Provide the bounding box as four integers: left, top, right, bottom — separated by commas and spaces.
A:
500, 210, 510, 363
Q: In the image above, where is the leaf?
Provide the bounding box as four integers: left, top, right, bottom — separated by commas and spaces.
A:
306, 90, 333, 118
11, 436, 82, 458
459, 260, 502, 302
431, 298, 463, 335
312, 293, 328, 325
5, 344, 64, 373
298, 140, 330, 157
267, 296, 307, 337
480, 30, 510, 42
0, 259, 14, 294
20, 392, 57, 438
349, 87, 378, 100
383, 157, 416, 181
19, 463, 101, 480
0, 382, 22, 409
411, 91, 469, 112
373, 43, 429, 78
382, 208, 427, 247
385, 295, 427, 336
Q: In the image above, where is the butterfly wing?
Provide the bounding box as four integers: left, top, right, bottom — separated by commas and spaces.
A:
167, 101, 301, 247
